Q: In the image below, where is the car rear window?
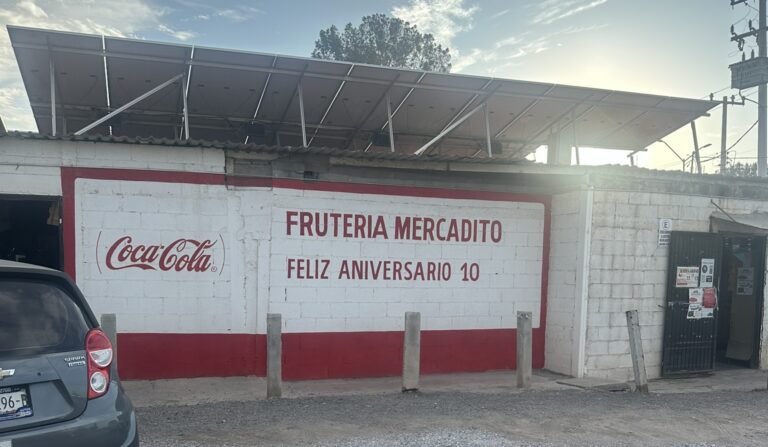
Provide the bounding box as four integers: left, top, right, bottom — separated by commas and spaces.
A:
0, 280, 91, 357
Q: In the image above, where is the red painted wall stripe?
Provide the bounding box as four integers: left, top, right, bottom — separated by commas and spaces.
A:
117, 333, 266, 380
116, 329, 545, 380
61, 166, 551, 380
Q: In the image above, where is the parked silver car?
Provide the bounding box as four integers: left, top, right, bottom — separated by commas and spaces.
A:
0, 260, 138, 446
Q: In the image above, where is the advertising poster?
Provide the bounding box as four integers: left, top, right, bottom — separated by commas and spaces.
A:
676, 266, 700, 288
699, 258, 714, 287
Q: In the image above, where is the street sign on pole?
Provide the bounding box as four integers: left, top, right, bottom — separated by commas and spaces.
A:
730, 57, 768, 90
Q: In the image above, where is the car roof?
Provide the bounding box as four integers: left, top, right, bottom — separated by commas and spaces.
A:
0, 259, 60, 273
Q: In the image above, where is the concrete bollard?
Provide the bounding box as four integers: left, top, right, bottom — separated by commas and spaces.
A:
516, 311, 532, 389
626, 310, 649, 393
100, 313, 118, 379
267, 313, 282, 398
402, 312, 421, 392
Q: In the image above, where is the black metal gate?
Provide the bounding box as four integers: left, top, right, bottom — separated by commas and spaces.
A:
661, 231, 723, 376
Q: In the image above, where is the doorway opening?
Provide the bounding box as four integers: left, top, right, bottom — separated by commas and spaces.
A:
0, 196, 62, 270
716, 234, 766, 370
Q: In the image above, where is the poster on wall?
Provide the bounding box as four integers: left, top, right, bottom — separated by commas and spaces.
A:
687, 287, 716, 319
658, 218, 672, 246
687, 303, 703, 320
688, 288, 703, 305
737, 267, 754, 295
699, 258, 714, 287
676, 266, 700, 288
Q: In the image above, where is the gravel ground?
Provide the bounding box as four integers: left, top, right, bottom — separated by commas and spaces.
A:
138, 388, 768, 446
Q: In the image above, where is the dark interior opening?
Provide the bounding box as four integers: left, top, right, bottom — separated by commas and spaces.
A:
0, 196, 62, 270
716, 234, 766, 369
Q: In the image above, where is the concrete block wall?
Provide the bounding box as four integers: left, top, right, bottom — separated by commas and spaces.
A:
269, 188, 546, 334
585, 190, 768, 380
0, 139, 224, 197
545, 191, 582, 375
73, 177, 548, 339
76, 179, 274, 335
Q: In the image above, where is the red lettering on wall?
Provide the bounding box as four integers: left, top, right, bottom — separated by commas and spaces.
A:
105, 236, 219, 273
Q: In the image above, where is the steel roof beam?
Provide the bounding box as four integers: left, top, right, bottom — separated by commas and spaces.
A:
74, 73, 184, 135
364, 71, 427, 152
30, 100, 548, 149
36, 109, 545, 148
245, 56, 277, 144
414, 103, 485, 155
272, 64, 308, 145
308, 64, 354, 147
419, 78, 494, 156
414, 84, 500, 156
494, 85, 556, 139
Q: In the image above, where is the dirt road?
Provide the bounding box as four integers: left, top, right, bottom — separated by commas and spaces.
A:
138, 388, 768, 446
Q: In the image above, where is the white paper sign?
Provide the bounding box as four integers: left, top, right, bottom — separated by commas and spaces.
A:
676, 266, 700, 288
658, 218, 672, 246
737, 267, 754, 295
700, 258, 715, 288
688, 288, 703, 305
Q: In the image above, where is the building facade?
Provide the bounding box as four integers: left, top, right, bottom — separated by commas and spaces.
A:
2, 133, 767, 381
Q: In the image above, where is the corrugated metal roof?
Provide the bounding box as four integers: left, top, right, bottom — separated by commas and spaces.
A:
2, 131, 529, 164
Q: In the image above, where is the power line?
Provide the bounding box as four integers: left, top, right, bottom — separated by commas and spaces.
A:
726, 119, 759, 153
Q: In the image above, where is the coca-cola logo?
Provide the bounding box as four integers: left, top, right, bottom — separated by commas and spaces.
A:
96, 232, 225, 274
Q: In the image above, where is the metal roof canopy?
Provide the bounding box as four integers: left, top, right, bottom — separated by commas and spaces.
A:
9, 25, 718, 159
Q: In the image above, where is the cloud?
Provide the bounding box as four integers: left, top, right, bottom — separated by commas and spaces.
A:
214, 7, 264, 23
157, 24, 195, 41
0, 0, 166, 131
490, 8, 511, 20
392, 0, 479, 48
451, 48, 498, 72
453, 24, 605, 73
532, 0, 610, 25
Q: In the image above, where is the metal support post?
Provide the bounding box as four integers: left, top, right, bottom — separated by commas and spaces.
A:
402, 312, 421, 392
267, 313, 282, 398
484, 103, 493, 157
516, 311, 532, 388
691, 121, 702, 174
75, 73, 184, 135
626, 310, 649, 393
182, 73, 190, 140
721, 96, 728, 174
298, 81, 308, 147
49, 58, 56, 136
760, 0, 767, 176
386, 93, 396, 153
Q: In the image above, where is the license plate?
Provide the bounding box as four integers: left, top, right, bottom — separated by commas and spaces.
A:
0, 386, 32, 422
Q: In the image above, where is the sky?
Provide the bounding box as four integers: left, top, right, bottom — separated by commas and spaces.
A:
0, 0, 759, 172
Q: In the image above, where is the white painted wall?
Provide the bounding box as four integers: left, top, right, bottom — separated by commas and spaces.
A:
545, 191, 581, 375
75, 178, 546, 336
0, 138, 224, 197
269, 188, 545, 333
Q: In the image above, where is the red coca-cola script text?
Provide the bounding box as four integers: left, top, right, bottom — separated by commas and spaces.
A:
105, 236, 217, 272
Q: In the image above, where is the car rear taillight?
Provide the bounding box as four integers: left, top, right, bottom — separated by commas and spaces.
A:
85, 329, 113, 399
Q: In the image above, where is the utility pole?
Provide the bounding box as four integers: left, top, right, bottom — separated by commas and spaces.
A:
730, 0, 768, 176
721, 96, 728, 173
709, 93, 745, 174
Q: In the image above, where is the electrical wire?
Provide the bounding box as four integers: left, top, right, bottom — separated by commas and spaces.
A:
725, 119, 758, 154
